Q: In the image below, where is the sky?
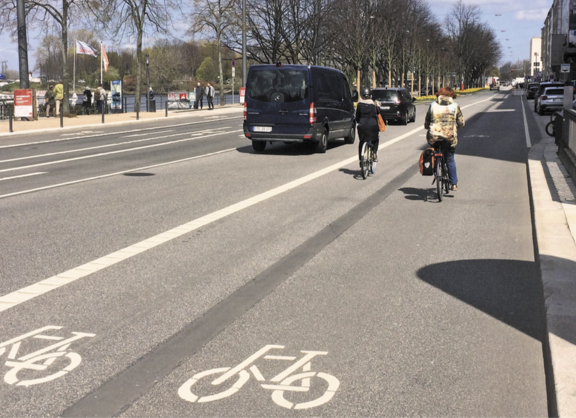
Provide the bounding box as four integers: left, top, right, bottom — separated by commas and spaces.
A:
0, 0, 548, 77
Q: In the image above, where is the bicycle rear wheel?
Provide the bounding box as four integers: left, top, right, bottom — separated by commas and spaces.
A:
435, 157, 443, 202
545, 121, 555, 137
443, 163, 450, 194
360, 143, 369, 179
370, 146, 377, 174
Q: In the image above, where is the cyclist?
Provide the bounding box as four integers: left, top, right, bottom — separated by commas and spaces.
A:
424, 86, 464, 191
356, 87, 381, 165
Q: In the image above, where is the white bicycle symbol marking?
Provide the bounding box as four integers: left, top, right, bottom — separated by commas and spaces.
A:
0, 326, 95, 387
178, 344, 340, 410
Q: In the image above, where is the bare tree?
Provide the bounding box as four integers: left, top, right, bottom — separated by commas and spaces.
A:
191, 0, 236, 105
102, 0, 182, 111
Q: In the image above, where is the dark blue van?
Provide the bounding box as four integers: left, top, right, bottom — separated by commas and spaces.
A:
243, 64, 357, 153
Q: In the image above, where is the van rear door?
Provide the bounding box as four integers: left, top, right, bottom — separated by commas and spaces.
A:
246, 68, 310, 135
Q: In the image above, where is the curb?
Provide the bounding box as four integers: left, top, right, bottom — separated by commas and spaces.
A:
528, 136, 576, 417
0, 106, 243, 138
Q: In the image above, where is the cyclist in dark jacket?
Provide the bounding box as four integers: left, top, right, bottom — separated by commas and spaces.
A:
355, 88, 381, 163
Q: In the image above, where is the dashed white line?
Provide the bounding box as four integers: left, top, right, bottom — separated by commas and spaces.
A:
0, 172, 47, 181
520, 96, 532, 148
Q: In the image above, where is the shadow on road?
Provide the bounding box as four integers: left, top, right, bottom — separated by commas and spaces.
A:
398, 187, 453, 202
236, 140, 347, 156
338, 168, 365, 180
416, 259, 546, 343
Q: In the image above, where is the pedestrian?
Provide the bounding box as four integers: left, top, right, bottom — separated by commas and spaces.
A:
100, 86, 107, 113
206, 82, 214, 110
94, 85, 101, 113
424, 86, 465, 191
44, 85, 55, 117
83, 87, 92, 114
54, 80, 63, 116
195, 82, 204, 109
149, 86, 155, 100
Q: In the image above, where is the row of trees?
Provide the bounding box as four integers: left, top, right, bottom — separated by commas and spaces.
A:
0, 0, 501, 112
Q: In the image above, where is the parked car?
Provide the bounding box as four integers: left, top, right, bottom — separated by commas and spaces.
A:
243, 64, 356, 153
537, 87, 566, 115
371, 88, 416, 125
526, 82, 540, 100
534, 82, 565, 112
489, 83, 499, 91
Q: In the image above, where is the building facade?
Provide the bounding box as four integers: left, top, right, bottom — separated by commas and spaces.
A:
541, 0, 575, 81
530, 37, 542, 77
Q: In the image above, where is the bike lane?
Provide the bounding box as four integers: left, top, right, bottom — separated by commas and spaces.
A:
0, 91, 542, 416
106, 90, 545, 416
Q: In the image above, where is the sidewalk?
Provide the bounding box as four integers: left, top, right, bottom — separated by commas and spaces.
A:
528, 128, 576, 416
0, 105, 243, 137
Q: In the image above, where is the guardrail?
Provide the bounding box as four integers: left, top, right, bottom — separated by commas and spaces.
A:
559, 109, 576, 183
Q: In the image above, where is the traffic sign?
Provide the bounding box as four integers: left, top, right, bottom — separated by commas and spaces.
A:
0, 73, 4, 80
232, 59, 235, 67
561, 63, 570, 73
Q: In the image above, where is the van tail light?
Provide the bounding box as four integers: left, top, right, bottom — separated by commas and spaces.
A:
542, 95, 547, 100
244, 101, 247, 120
309, 102, 317, 125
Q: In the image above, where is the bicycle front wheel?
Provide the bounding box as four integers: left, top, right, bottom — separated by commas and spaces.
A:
360, 143, 369, 179
545, 121, 555, 137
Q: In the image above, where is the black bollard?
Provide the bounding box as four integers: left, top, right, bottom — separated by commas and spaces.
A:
102, 105, 104, 123
165, 103, 168, 117
9, 107, 13, 133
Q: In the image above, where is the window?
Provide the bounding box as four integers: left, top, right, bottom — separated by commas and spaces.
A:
248, 70, 308, 103
372, 90, 399, 101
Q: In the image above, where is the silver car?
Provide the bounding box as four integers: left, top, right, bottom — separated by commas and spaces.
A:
537, 87, 565, 115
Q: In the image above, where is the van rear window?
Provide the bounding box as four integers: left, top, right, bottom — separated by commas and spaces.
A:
248, 70, 308, 103
545, 89, 564, 95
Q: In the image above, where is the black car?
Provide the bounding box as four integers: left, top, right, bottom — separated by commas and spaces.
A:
243, 64, 356, 153
526, 82, 540, 100
371, 88, 416, 125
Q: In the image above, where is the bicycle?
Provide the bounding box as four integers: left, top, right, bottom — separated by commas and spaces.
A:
546, 110, 563, 137
360, 141, 377, 179
432, 143, 450, 202
178, 344, 340, 410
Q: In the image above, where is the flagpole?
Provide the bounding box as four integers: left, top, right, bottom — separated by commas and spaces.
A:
73, 39, 76, 93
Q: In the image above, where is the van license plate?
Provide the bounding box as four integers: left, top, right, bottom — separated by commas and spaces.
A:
383, 106, 390, 110
254, 126, 272, 132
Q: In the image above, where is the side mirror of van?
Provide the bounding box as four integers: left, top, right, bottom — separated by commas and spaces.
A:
352, 90, 359, 103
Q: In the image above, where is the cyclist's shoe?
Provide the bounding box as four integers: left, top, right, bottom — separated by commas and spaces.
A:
373, 152, 378, 162
451, 184, 458, 191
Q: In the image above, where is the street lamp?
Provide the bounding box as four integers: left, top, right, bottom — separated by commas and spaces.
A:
146, 53, 150, 112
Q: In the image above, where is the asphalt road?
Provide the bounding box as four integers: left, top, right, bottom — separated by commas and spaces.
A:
0, 88, 550, 416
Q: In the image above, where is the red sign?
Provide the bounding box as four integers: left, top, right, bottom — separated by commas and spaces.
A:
179, 93, 187, 101
14, 89, 33, 117
239, 87, 246, 104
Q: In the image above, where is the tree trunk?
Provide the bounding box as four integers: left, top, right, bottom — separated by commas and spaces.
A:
135, 32, 143, 112
217, 30, 224, 106
61, 0, 69, 114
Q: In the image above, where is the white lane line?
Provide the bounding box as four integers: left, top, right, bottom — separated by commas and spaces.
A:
0, 95, 494, 312
0, 129, 241, 174
486, 109, 515, 112
0, 127, 231, 164
460, 95, 497, 110
520, 96, 532, 148
0, 117, 243, 149
0, 125, 426, 312
0, 172, 46, 181
0, 148, 237, 199
120, 129, 174, 138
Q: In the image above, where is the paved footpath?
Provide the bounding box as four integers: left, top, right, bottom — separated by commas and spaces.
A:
529, 116, 576, 417
0, 105, 243, 136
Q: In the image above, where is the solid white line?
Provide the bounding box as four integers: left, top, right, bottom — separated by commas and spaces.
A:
0, 95, 495, 312
520, 96, 532, 148
120, 129, 174, 138
0, 172, 46, 181
486, 109, 515, 112
0, 128, 231, 164
0, 129, 241, 174
460, 95, 497, 110
0, 126, 425, 312
0, 148, 237, 199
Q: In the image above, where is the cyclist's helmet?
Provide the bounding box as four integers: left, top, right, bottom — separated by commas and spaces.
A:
361, 88, 371, 100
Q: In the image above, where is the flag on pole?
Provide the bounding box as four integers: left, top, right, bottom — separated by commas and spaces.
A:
102, 43, 109, 72
76, 40, 98, 57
